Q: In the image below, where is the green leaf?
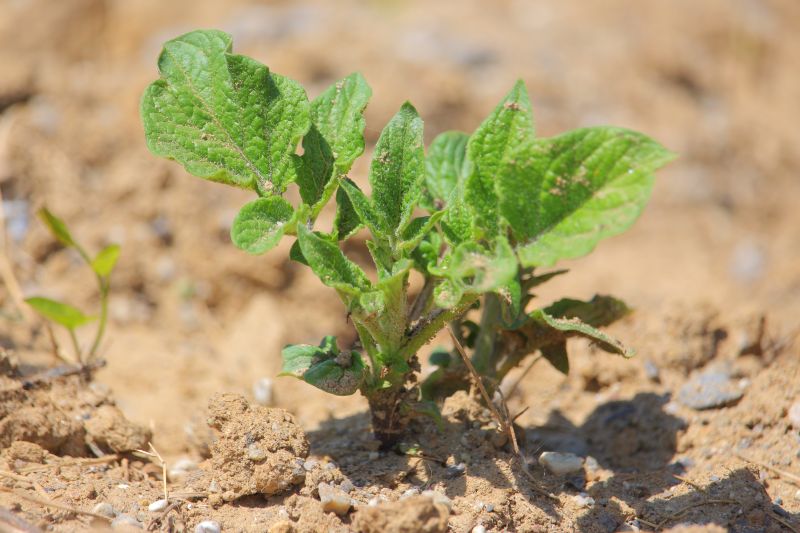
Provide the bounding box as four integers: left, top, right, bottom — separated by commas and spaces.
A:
369, 102, 425, 238
544, 295, 631, 328
507, 127, 675, 267
423, 131, 469, 209
38, 208, 77, 249
465, 80, 534, 238
332, 185, 362, 240
90, 245, 121, 277
298, 73, 372, 205
289, 239, 308, 266
25, 297, 96, 329
141, 29, 310, 195
398, 211, 445, 254
280, 337, 366, 396
231, 196, 294, 254
296, 225, 370, 295
540, 342, 569, 374
339, 178, 384, 239
431, 235, 517, 303
528, 309, 632, 357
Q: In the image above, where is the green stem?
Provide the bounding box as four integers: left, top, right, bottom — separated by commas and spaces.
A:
68, 327, 82, 364
87, 278, 109, 362
472, 293, 502, 375
398, 294, 479, 361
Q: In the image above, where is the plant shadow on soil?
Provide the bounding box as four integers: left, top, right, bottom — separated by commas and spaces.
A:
309, 391, 798, 531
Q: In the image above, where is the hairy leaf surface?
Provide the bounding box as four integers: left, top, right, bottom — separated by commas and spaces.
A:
280, 337, 366, 396
141, 29, 310, 195
231, 196, 294, 254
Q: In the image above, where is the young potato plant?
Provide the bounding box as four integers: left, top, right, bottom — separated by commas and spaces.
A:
26, 208, 120, 366
141, 30, 674, 445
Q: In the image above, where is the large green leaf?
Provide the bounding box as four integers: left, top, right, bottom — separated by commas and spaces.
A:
423, 131, 469, 209
298, 73, 372, 205
465, 80, 534, 238
369, 102, 425, 239
230, 196, 294, 254
141, 29, 310, 195
296, 225, 370, 295
25, 297, 96, 329
280, 336, 366, 396
506, 127, 675, 267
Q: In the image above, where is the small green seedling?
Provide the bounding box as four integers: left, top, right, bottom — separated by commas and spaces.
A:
26, 208, 119, 366
141, 30, 674, 444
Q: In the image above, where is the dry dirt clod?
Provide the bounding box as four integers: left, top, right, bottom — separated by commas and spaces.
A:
83, 404, 151, 453
6, 441, 48, 463
204, 393, 309, 500
353, 495, 450, 533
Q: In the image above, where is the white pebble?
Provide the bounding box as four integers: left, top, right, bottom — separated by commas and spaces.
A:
148, 499, 168, 512
788, 401, 800, 429
168, 458, 198, 481
247, 443, 267, 461
91, 502, 116, 518
573, 493, 595, 508
472, 526, 487, 533
111, 514, 141, 529
318, 482, 352, 515
253, 377, 274, 406
421, 490, 452, 511
794, 489, 800, 501
539, 451, 584, 476
195, 520, 221, 533
401, 487, 420, 499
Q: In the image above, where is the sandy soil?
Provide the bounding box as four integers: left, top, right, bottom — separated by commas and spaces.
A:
1, 0, 799, 531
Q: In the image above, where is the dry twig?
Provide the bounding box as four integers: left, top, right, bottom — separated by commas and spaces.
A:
134, 442, 168, 501
0, 486, 113, 522
735, 452, 800, 487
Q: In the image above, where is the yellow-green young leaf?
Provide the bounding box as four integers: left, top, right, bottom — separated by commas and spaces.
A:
25, 297, 96, 329
38, 208, 77, 248
465, 80, 534, 238
507, 127, 675, 267
141, 29, 310, 195
231, 197, 294, 254
296, 225, 371, 295
280, 337, 366, 396
298, 73, 372, 205
423, 131, 469, 209
90, 245, 121, 277
369, 102, 425, 238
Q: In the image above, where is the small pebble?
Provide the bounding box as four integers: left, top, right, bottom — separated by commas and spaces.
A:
794, 489, 800, 501
538, 451, 584, 476
318, 482, 352, 515
445, 462, 466, 478
247, 443, 267, 462
111, 514, 142, 530
168, 458, 198, 481
253, 377, 274, 406
788, 401, 800, 429
709, 475, 720, 482
678, 370, 744, 410
195, 520, 221, 533
643, 360, 660, 382
400, 487, 420, 499
91, 502, 116, 518
472, 526, 487, 533
774, 497, 783, 505
368, 451, 380, 460
339, 479, 354, 493
573, 493, 595, 508
303, 459, 318, 471
422, 489, 453, 511
148, 499, 168, 512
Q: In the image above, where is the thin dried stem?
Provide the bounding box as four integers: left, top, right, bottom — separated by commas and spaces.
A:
0, 486, 113, 522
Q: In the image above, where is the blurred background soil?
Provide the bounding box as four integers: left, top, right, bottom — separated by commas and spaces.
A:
1, 0, 799, 531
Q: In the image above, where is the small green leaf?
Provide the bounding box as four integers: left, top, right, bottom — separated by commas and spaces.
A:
508, 127, 675, 267
332, 185, 362, 240
141, 29, 310, 195
528, 309, 632, 357
540, 342, 569, 374
369, 102, 425, 238
298, 73, 372, 205
398, 211, 445, 254
544, 295, 631, 328
231, 197, 294, 254
339, 178, 384, 239
289, 239, 308, 266
38, 208, 77, 249
296, 225, 371, 295
465, 80, 534, 238
90, 245, 121, 277
280, 337, 366, 396
431, 235, 517, 297
423, 131, 469, 209
25, 297, 96, 329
